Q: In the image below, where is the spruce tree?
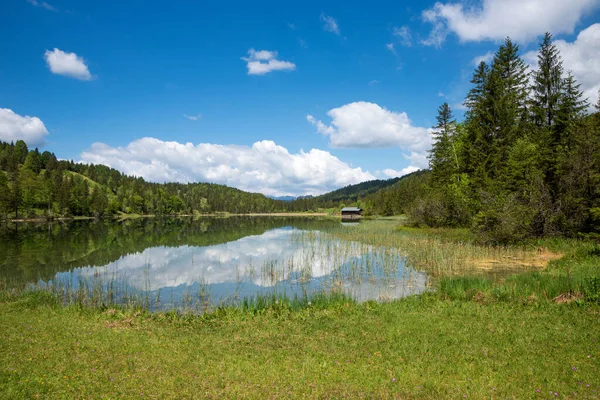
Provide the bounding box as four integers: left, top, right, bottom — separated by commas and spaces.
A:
556, 72, 588, 149
487, 38, 530, 176
531, 32, 563, 128
464, 62, 489, 114
429, 103, 458, 184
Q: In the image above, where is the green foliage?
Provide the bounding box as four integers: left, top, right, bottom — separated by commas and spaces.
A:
388, 31, 600, 243
0, 140, 304, 218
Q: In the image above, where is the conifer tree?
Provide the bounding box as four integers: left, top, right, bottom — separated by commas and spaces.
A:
464, 62, 489, 114
531, 33, 563, 128
429, 103, 458, 184
556, 72, 588, 149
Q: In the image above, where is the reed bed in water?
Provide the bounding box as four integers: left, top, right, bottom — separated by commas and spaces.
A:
321, 220, 561, 278
1, 226, 427, 313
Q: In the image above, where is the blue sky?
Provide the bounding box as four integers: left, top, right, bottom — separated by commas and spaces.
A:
1, 0, 599, 196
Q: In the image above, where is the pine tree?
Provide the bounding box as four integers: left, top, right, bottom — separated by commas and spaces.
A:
464, 62, 489, 114
429, 103, 458, 184
480, 38, 530, 180
492, 37, 530, 126
556, 72, 588, 149
531, 33, 564, 128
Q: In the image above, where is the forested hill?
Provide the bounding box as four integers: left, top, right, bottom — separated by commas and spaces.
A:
313, 178, 401, 203
0, 140, 294, 218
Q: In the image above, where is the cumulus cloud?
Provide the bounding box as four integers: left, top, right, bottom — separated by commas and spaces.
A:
523, 23, 600, 110
80, 138, 375, 197
44, 48, 92, 80
306, 101, 432, 152
393, 26, 413, 47
307, 102, 431, 171
0, 108, 49, 146
423, 0, 598, 45
241, 49, 296, 75
320, 13, 340, 35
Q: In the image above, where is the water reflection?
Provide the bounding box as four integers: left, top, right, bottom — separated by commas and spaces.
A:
1, 217, 427, 309
56, 227, 427, 308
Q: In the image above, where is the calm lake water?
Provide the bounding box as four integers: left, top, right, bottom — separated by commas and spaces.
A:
0, 217, 427, 310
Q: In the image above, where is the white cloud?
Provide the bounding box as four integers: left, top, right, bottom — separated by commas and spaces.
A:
80, 138, 376, 197
386, 43, 397, 55
473, 51, 494, 66
306, 102, 432, 152
70, 228, 427, 303
524, 23, 600, 110
27, 0, 56, 11
44, 48, 92, 80
320, 13, 340, 35
184, 113, 202, 121
307, 102, 432, 172
0, 108, 49, 146
379, 166, 420, 179
421, 16, 447, 47
438, 92, 446, 98
241, 49, 296, 75
393, 26, 413, 47
423, 0, 599, 45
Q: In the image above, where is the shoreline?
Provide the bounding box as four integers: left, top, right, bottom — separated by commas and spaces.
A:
3, 212, 332, 223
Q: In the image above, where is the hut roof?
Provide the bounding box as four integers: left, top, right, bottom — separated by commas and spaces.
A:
341, 207, 362, 212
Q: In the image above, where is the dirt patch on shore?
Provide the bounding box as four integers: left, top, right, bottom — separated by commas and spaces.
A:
469, 248, 563, 271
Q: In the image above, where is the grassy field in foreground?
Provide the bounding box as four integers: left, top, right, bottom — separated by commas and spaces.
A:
1, 293, 599, 399
1, 220, 600, 398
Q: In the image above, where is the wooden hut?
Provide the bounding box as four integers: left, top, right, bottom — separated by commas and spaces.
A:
341, 207, 363, 220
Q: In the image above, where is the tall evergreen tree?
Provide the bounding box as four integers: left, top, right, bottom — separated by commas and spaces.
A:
556, 72, 588, 149
429, 103, 458, 184
531, 32, 563, 128
464, 62, 489, 114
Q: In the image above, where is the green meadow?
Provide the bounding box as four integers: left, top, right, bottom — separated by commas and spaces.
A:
1, 218, 599, 399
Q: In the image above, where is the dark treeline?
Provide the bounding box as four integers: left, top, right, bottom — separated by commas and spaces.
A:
0, 141, 304, 218
397, 33, 600, 242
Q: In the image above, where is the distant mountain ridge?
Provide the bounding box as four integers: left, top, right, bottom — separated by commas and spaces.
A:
311, 177, 402, 203
267, 195, 297, 202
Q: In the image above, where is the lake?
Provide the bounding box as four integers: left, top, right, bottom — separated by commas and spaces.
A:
0, 217, 427, 311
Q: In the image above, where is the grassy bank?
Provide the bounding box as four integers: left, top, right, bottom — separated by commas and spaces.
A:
1, 291, 599, 398
1, 219, 600, 398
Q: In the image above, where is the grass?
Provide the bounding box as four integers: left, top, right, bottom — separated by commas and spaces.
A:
1, 217, 600, 398
1, 292, 599, 398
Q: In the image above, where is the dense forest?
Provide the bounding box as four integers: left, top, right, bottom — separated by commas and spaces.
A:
372, 33, 600, 243
0, 141, 300, 218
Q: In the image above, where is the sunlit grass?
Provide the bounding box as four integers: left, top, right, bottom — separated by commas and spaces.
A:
1, 218, 599, 398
